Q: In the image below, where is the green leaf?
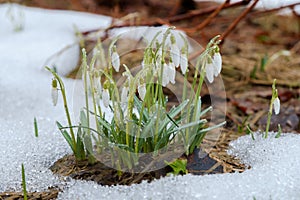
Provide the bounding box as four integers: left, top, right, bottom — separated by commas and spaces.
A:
97, 117, 112, 132
165, 158, 188, 175
21, 164, 28, 200
134, 95, 149, 120
76, 127, 86, 160
34, 117, 38, 137
56, 121, 75, 153
80, 110, 88, 128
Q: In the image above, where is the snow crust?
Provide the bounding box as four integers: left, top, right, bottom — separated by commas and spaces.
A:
0, 3, 300, 200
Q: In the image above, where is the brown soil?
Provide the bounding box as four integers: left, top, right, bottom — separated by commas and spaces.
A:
49, 148, 231, 186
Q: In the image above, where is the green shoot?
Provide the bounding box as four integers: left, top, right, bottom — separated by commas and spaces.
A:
34, 117, 38, 137
265, 79, 280, 138
275, 124, 282, 138
21, 164, 28, 200
165, 158, 188, 175
246, 125, 255, 141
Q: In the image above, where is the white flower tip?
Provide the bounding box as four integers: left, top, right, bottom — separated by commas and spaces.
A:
102, 89, 110, 108
138, 84, 146, 100
171, 44, 180, 67
111, 52, 120, 72
213, 52, 222, 75
162, 64, 170, 87
51, 88, 58, 106
121, 87, 129, 103
273, 97, 280, 115
180, 55, 188, 74
206, 63, 214, 83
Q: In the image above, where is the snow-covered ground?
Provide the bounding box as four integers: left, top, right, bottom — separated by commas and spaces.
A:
1, 3, 300, 200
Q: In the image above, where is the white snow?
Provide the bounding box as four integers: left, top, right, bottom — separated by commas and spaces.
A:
0, 3, 300, 200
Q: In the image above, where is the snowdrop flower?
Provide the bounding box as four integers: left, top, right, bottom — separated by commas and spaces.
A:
170, 34, 180, 67
171, 44, 180, 67
111, 46, 120, 72
51, 79, 58, 106
213, 52, 222, 76
121, 86, 129, 103
180, 48, 188, 74
102, 89, 110, 108
162, 63, 170, 87
168, 62, 176, 84
93, 76, 102, 92
273, 97, 280, 115
205, 61, 215, 83
205, 52, 222, 83
138, 83, 146, 100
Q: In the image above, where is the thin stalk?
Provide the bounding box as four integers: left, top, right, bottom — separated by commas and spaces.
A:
265, 98, 273, 139
82, 50, 90, 135
45, 66, 76, 151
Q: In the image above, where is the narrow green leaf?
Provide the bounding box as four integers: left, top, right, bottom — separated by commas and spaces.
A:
76, 127, 86, 160
34, 117, 38, 137
80, 110, 88, 128
97, 117, 112, 132
56, 121, 75, 153
21, 164, 28, 200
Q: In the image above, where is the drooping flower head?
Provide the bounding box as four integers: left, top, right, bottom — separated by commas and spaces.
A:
180, 46, 188, 74
273, 96, 280, 115
205, 46, 222, 83
111, 45, 120, 72
170, 34, 180, 68
102, 80, 110, 108
51, 78, 58, 106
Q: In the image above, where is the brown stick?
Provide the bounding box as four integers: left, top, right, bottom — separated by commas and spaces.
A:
168, 0, 251, 23
184, 0, 230, 33
82, 0, 252, 36
247, 2, 300, 18
219, 0, 260, 43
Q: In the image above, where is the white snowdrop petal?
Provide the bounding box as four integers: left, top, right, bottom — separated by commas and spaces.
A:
95, 91, 101, 107
51, 87, 58, 106
168, 63, 176, 84
162, 64, 170, 87
180, 53, 188, 74
111, 51, 120, 72
94, 77, 102, 92
138, 83, 146, 100
213, 52, 222, 76
273, 97, 280, 115
102, 89, 110, 108
121, 86, 129, 103
206, 63, 215, 83
171, 44, 180, 67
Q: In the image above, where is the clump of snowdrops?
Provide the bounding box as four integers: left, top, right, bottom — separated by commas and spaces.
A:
46, 27, 225, 171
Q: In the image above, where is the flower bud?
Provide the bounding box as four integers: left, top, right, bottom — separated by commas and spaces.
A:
273, 97, 280, 115
205, 61, 215, 83
171, 44, 180, 67
213, 52, 222, 77
121, 86, 129, 103
162, 63, 170, 87
111, 46, 120, 72
180, 48, 188, 74
168, 62, 176, 84
102, 89, 110, 108
51, 79, 58, 106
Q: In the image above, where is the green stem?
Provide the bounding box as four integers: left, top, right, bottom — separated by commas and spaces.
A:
265, 99, 273, 138
21, 164, 27, 200
45, 66, 76, 151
